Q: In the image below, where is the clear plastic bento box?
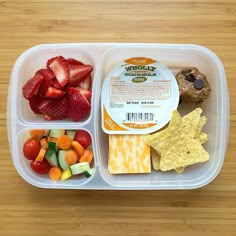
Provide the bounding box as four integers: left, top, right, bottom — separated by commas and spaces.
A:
7, 43, 229, 190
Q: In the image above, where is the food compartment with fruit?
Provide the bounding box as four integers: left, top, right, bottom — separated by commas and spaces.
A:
18, 128, 95, 186
15, 46, 95, 124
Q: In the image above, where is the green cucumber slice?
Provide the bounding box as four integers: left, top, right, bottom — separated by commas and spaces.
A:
48, 141, 57, 151
58, 150, 69, 170
66, 130, 76, 140
83, 168, 95, 178
49, 129, 65, 138
69, 162, 90, 175
45, 150, 58, 167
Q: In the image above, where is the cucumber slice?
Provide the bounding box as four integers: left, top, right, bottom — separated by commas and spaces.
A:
58, 150, 69, 170
45, 150, 58, 167
70, 162, 90, 175
61, 168, 72, 180
66, 130, 76, 140
48, 141, 57, 151
83, 168, 95, 178
49, 129, 65, 138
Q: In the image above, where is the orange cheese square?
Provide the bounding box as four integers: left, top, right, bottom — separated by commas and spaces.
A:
108, 134, 151, 174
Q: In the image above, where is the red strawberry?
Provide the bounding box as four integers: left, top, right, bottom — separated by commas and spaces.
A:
38, 77, 52, 96
52, 78, 62, 89
67, 58, 84, 65
47, 56, 69, 88
68, 64, 93, 87
78, 74, 92, 89
38, 97, 68, 120
44, 87, 65, 98
28, 95, 44, 114
36, 69, 55, 80
22, 74, 44, 99
66, 87, 91, 122
44, 115, 57, 121
74, 87, 92, 99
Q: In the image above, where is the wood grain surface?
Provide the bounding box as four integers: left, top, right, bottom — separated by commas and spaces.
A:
0, 1, 236, 235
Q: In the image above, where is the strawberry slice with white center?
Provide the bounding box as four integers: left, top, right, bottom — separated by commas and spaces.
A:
66, 87, 91, 122
44, 86, 65, 98
68, 64, 93, 87
22, 74, 44, 99
38, 97, 68, 120
78, 74, 92, 89
47, 56, 69, 88
74, 87, 92, 99
52, 78, 62, 89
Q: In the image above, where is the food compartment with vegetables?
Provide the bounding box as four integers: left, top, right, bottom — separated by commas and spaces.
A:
17, 128, 96, 187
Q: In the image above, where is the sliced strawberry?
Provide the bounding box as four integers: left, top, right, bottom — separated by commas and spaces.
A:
78, 74, 92, 89
66, 87, 91, 122
36, 69, 55, 80
22, 74, 44, 99
67, 58, 84, 65
52, 78, 62, 89
44, 115, 56, 121
74, 87, 92, 99
44, 87, 65, 98
38, 77, 52, 96
28, 95, 44, 114
68, 64, 93, 87
38, 97, 68, 120
47, 56, 69, 88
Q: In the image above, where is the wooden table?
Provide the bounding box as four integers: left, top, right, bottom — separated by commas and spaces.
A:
1, 1, 236, 235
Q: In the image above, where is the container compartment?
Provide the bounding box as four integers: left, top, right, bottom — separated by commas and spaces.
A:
11, 44, 95, 126
96, 44, 229, 189
14, 128, 96, 189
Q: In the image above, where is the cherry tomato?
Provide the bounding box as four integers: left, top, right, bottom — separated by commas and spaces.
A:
73, 130, 92, 149
30, 159, 51, 174
23, 139, 41, 160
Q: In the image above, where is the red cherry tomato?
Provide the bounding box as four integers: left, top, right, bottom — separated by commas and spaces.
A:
30, 159, 51, 174
73, 130, 92, 149
23, 139, 41, 160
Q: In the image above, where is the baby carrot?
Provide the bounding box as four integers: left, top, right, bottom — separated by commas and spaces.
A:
79, 149, 94, 164
56, 135, 72, 150
65, 150, 79, 165
71, 141, 84, 156
30, 129, 46, 140
40, 137, 48, 150
48, 167, 62, 181
35, 148, 47, 162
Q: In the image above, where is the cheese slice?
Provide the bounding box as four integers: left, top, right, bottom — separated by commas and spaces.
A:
108, 134, 151, 174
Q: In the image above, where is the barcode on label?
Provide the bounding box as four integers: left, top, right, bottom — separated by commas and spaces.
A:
126, 113, 154, 122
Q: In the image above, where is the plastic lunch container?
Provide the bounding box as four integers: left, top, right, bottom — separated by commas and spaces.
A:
7, 43, 229, 190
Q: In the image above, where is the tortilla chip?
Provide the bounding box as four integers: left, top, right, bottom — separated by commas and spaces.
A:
146, 108, 210, 172
175, 167, 185, 174
195, 116, 208, 144
182, 108, 203, 138
146, 110, 182, 154
197, 132, 208, 144
151, 148, 161, 171
159, 139, 209, 171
